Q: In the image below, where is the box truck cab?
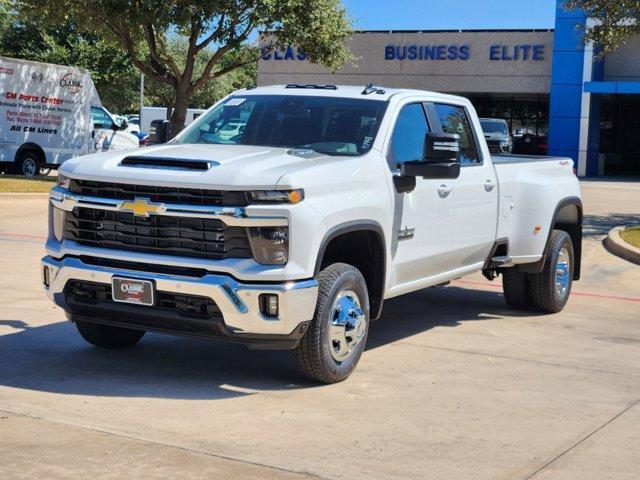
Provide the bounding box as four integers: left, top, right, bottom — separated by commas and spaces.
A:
0, 56, 139, 176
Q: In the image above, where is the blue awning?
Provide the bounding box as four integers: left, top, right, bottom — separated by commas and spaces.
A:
584, 81, 640, 94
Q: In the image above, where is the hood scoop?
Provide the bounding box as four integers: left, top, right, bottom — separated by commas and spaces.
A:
118, 156, 219, 171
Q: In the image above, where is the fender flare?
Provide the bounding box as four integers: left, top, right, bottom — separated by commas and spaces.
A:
517, 196, 583, 279
314, 220, 387, 319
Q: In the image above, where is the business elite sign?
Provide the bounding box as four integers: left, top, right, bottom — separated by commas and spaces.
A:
384, 44, 546, 61
262, 44, 546, 62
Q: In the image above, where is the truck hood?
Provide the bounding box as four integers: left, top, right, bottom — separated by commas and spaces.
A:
59, 143, 333, 190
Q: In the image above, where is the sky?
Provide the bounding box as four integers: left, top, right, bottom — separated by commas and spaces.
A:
342, 0, 558, 31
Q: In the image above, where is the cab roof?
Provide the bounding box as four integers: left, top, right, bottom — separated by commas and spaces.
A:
235, 84, 467, 103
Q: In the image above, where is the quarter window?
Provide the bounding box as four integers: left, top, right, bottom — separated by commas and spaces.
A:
434, 104, 480, 165
388, 103, 430, 169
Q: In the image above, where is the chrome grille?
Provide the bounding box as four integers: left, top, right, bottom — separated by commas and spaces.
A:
68, 179, 248, 206
486, 139, 502, 154
64, 207, 251, 260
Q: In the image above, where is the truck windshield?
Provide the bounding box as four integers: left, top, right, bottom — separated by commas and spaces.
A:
480, 120, 508, 135
174, 95, 388, 156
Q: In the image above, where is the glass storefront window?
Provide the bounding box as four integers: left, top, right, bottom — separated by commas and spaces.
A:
462, 93, 550, 154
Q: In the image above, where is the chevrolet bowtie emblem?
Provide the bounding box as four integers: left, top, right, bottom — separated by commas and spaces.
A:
120, 198, 164, 217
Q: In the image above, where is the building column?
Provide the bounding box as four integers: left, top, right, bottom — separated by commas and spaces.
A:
548, 2, 602, 176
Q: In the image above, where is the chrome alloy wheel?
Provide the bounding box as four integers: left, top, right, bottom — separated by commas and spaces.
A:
555, 246, 571, 298
22, 157, 38, 177
328, 290, 366, 362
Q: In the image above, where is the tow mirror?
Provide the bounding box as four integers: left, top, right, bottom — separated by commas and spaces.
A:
400, 132, 461, 180
149, 119, 171, 144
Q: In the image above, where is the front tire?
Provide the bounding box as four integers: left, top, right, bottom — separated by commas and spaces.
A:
294, 263, 370, 384
529, 230, 574, 313
75, 320, 145, 348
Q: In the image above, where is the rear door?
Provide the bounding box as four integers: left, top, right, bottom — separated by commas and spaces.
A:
386, 102, 456, 285
432, 102, 499, 269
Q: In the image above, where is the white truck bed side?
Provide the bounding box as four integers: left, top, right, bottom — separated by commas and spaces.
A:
493, 155, 580, 264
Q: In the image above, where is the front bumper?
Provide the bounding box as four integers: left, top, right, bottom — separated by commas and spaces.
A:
42, 255, 318, 347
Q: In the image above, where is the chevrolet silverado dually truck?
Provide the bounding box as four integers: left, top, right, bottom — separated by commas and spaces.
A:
42, 84, 582, 383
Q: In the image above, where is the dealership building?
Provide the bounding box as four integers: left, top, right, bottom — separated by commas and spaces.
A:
258, 2, 640, 177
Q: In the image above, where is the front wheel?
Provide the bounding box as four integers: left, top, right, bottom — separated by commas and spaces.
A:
294, 263, 370, 384
75, 320, 145, 348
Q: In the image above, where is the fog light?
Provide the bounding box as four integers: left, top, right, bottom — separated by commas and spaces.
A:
259, 294, 279, 317
43, 266, 50, 287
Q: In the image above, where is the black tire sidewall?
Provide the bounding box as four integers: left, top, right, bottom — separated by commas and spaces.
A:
318, 269, 370, 381
18, 152, 40, 177
545, 231, 574, 310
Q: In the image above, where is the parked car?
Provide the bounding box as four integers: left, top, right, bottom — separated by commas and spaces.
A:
480, 118, 513, 154
42, 84, 582, 383
0, 56, 139, 176
513, 133, 548, 155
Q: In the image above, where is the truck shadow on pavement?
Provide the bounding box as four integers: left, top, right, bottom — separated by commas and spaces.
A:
0, 286, 519, 399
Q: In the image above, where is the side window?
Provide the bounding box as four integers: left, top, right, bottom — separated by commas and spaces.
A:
91, 107, 113, 130
387, 103, 430, 169
434, 104, 480, 165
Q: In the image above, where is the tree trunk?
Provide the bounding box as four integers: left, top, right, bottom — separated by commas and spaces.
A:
169, 86, 189, 137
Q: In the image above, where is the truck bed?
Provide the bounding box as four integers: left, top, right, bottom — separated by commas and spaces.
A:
492, 154, 578, 265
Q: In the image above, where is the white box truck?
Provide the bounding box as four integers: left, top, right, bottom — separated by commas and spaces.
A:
0, 56, 139, 176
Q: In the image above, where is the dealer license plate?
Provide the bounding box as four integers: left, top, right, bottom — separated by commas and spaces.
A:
112, 277, 154, 306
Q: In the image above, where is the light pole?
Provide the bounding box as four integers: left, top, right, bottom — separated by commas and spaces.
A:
139, 73, 144, 115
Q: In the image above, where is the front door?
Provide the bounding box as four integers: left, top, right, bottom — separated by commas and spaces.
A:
387, 102, 456, 286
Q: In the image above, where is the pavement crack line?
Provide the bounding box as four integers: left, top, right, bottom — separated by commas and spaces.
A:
521, 398, 640, 480
0, 408, 328, 480
397, 342, 640, 379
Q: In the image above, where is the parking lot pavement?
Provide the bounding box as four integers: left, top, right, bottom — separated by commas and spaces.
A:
0, 180, 639, 480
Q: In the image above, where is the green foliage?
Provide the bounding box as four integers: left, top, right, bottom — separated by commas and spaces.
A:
16, 0, 353, 131
1, 2, 258, 114
0, 3, 139, 112
143, 39, 257, 110
565, 0, 640, 53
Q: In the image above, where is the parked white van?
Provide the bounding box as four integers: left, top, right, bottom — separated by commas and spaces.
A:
0, 56, 139, 176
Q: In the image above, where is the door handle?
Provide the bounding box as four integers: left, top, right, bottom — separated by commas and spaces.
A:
437, 184, 453, 198
484, 180, 496, 192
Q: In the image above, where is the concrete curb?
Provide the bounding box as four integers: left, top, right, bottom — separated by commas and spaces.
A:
0, 192, 50, 198
604, 226, 640, 266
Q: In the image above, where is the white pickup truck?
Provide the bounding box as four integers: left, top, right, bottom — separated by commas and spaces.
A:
42, 84, 582, 383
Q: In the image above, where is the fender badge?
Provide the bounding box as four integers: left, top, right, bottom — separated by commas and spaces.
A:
398, 226, 415, 240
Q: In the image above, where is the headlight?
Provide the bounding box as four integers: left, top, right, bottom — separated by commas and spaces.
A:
248, 189, 304, 204
247, 226, 288, 265
57, 174, 70, 189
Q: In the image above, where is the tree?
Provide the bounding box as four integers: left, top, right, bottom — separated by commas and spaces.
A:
0, 3, 140, 112
20, 0, 354, 134
565, 0, 640, 53
143, 39, 257, 112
